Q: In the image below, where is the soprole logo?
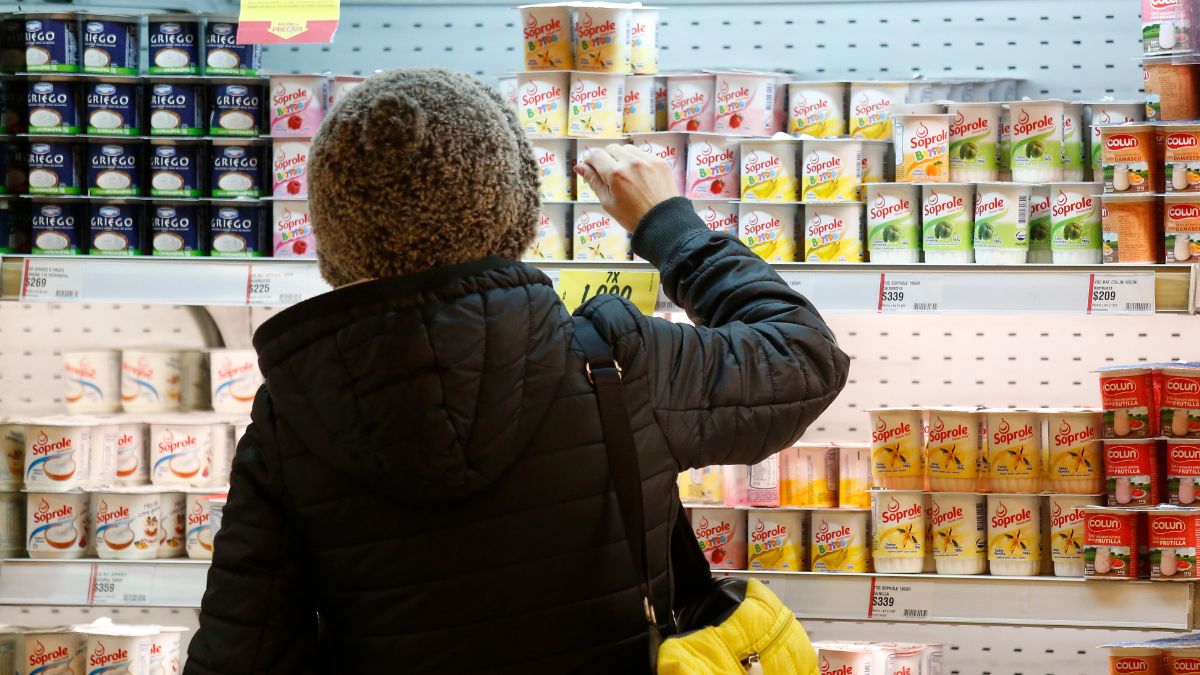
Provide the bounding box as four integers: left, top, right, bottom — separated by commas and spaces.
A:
65, 358, 97, 380
908, 122, 948, 151
1054, 420, 1096, 448
701, 207, 737, 232
96, 499, 130, 526
1113, 657, 1152, 674
872, 417, 911, 444
272, 83, 308, 107
524, 13, 561, 41
33, 498, 72, 525
792, 94, 829, 120
274, 147, 306, 172
991, 501, 1032, 530
1105, 134, 1141, 151
716, 81, 749, 105
975, 194, 1006, 216
1152, 517, 1187, 535
742, 212, 780, 236
923, 191, 964, 218
992, 418, 1033, 446
1052, 190, 1093, 218
671, 88, 705, 111
1050, 501, 1084, 529
31, 430, 70, 457
928, 416, 969, 444
694, 517, 731, 540
814, 520, 850, 544
1013, 109, 1054, 136
575, 12, 616, 40
805, 151, 842, 175
695, 142, 734, 168
869, 195, 910, 221
881, 496, 922, 524
188, 499, 209, 526
853, 92, 890, 117
820, 656, 853, 675
1088, 515, 1123, 533
1167, 132, 1200, 150
808, 215, 843, 239
158, 430, 197, 454
27, 641, 70, 668
950, 110, 989, 136
744, 151, 781, 175
624, 89, 640, 106
750, 519, 787, 543
90, 641, 128, 668
569, 78, 608, 103
521, 82, 561, 108
576, 212, 613, 236
931, 502, 962, 527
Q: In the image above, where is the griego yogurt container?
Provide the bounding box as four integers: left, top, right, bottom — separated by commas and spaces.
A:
871, 490, 926, 573
210, 201, 266, 257
983, 408, 1043, 493
1165, 193, 1200, 262
85, 79, 139, 136
712, 71, 780, 136
272, 138, 310, 198
921, 183, 974, 263
211, 139, 264, 198
867, 408, 924, 490
528, 137, 573, 201
88, 200, 144, 255
1008, 100, 1065, 183
572, 202, 630, 260
848, 81, 907, 141
865, 183, 920, 263
186, 489, 229, 559
151, 200, 205, 256
691, 199, 738, 237
272, 200, 315, 258
82, 16, 139, 75
685, 133, 739, 199
1081, 506, 1142, 579
24, 13, 80, 73
204, 18, 262, 76
973, 181, 1032, 264
87, 141, 140, 197
269, 74, 330, 136
929, 492, 987, 575
148, 14, 201, 75
787, 81, 847, 138
986, 493, 1042, 576
1169, 440, 1200, 506
738, 202, 796, 262
519, 4, 572, 70
810, 509, 869, 572
92, 488, 161, 559
518, 71, 569, 137
63, 350, 121, 414
667, 74, 714, 132
26, 77, 80, 134
800, 139, 862, 202
149, 80, 204, 136
803, 201, 863, 263
27, 141, 83, 195
121, 349, 183, 413
1049, 182, 1103, 264
1049, 494, 1101, 577
739, 138, 798, 202
525, 202, 570, 260
26, 490, 89, 559
31, 199, 83, 254
209, 80, 263, 137
691, 507, 746, 570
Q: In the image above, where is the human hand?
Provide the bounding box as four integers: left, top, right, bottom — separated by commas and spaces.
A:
574, 144, 681, 234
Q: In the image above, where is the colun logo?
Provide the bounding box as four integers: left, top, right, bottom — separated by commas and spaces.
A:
931, 502, 962, 527
1105, 134, 1140, 151
820, 656, 853, 675
872, 417, 911, 443
576, 12, 616, 40
992, 418, 1034, 446
273, 83, 309, 108
1152, 517, 1186, 535
742, 212, 779, 236
1170, 445, 1200, 463
695, 517, 731, 539
950, 110, 989, 136
1052, 190, 1092, 218
695, 142, 734, 168
716, 81, 749, 105
923, 191, 964, 218
570, 79, 608, 104
744, 151, 781, 175
991, 502, 1032, 530
96, 499, 130, 526
33, 498, 72, 525
750, 519, 787, 543
1102, 378, 1138, 395
1167, 133, 1200, 151
1054, 420, 1096, 447
1108, 445, 1144, 463
853, 92, 890, 117
90, 641, 128, 669
159, 430, 197, 455
881, 496, 922, 524
1013, 109, 1054, 136
814, 520, 850, 544
870, 195, 909, 221
928, 416, 969, 444
524, 13, 562, 40
31, 430, 70, 457
1168, 205, 1200, 221
1172, 657, 1200, 674
909, 122, 948, 151
1050, 502, 1084, 529
1089, 515, 1122, 533
27, 641, 70, 668
792, 94, 829, 120
805, 151, 842, 175
522, 82, 561, 108
808, 215, 843, 238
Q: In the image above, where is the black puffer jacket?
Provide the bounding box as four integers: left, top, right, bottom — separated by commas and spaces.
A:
185, 198, 850, 675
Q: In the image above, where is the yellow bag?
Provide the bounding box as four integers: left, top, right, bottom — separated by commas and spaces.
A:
658, 580, 818, 675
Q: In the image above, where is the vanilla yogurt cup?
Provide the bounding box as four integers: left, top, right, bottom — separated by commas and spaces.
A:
738, 202, 797, 262
64, 350, 121, 414
574, 4, 633, 73
1049, 494, 1102, 577
947, 102, 1001, 181
26, 490, 89, 559
973, 181, 1032, 264
92, 488, 161, 560
575, 137, 629, 201
712, 71, 780, 136
519, 4, 572, 70
622, 74, 655, 133
1049, 182, 1103, 263
685, 133, 739, 199
804, 201, 863, 263
567, 71, 625, 137
1009, 100, 1066, 183
157, 491, 185, 558
1045, 408, 1104, 494
691, 199, 738, 237
0, 424, 24, 491
780, 444, 837, 508
518, 71, 569, 137
272, 200, 315, 258
925, 407, 983, 492
269, 74, 329, 137
21, 630, 84, 674
787, 81, 847, 138
800, 139, 862, 202
986, 493, 1042, 576
868, 408, 925, 490
149, 421, 213, 488
872, 490, 926, 573
930, 492, 987, 575
23, 419, 92, 490
572, 202, 630, 260
526, 202, 571, 260
740, 139, 799, 202
528, 137, 573, 201
921, 182, 975, 263
984, 409, 1044, 493
865, 183, 920, 263
837, 443, 872, 509
121, 349, 182, 413
666, 74, 714, 132
631, 131, 686, 194
849, 82, 908, 140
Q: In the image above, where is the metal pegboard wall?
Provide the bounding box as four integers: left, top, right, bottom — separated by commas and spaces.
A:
262, 0, 1143, 99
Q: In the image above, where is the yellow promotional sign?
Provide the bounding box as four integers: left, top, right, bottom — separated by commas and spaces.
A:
238, 0, 341, 44
558, 269, 660, 315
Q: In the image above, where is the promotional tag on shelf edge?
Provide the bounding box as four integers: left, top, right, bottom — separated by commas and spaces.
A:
877, 273, 944, 313
867, 577, 934, 621
558, 269, 660, 316
238, 0, 341, 43
89, 564, 154, 605
245, 264, 330, 306
20, 258, 85, 301
1087, 272, 1155, 315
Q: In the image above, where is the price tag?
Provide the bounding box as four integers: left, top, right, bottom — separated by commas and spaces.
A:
867, 578, 933, 621
1087, 273, 1155, 315
245, 264, 328, 306
877, 273, 944, 313
19, 258, 85, 301
558, 269, 661, 315
88, 564, 154, 606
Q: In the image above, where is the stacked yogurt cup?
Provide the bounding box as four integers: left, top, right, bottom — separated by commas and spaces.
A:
0, 618, 188, 675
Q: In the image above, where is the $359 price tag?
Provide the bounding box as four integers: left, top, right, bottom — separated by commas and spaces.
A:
558, 269, 661, 315
88, 565, 153, 605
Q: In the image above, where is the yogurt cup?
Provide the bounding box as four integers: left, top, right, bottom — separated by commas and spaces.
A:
27, 141, 83, 195
849, 82, 907, 140
573, 4, 633, 73
894, 114, 952, 182
814, 645, 875, 674
837, 443, 872, 508
150, 421, 213, 488
0, 491, 24, 557
330, 75, 364, 108
691, 507, 746, 570
1102, 124, 1160, 193
1143, 0, 1198, 54
1106, 438, 1163, 506
947, 102, 1000, 182
1099, 366, 1158, 438
921, 183, 974, 263
82, 626, 154, 674
269, 74, 329, 136
24, 13, 80, 73
1110, 648, 1163, 673
1062, 103, 1086, 181
150, 200, 206, 256
148, 14, 201, 75
1082, 507, 1143, 579
210, 201, 266, 257
113, 421, 147, 485
0, 424, 25, 490
630, 131, 686, 194
526, 202, 571, 260
22, 631, 85, 674
572, 202, 630, 260
26, 491, 89, 559
1148, 507, 1200, 580
1169, 440, 1200, 506
271, 138, 310, 198
930, 492, 987, 575
810, 509, 870, 572
82, 16, 138, 75
740, 138, 799, 202
209, 80, 263, 137
867, 408, 924, 490
1163, 123, 1200, 192
149, 628, 186, 675
738, 202, 797, 262
1162, 368, 1200, 438
1088, 101, 1144, 176
158, 491, 185, 557
30, 199, 83, 254
92, 488, 161, 559
689, 199, 736, 237
803, 201, 863, 263
64, 351, 121, 414
211, 139, 265, 198
630, 7, 658, 75
26, 77, 80, 134
872, 490, 926, 573
973, 182, 1032, 264
685, 133, 739, 199
666, 74, 714, 132
528, 137, 573, 201
148, 80, 205, 136
210, 349, 262, 414
800, 139, 862, 202
272, 200, 315, 258
1049, 494, 1102, 577
567, 71, 625, 137
712, 71, 780, 136
1049, 182, 1103, 264
1022, 184, 1052, 263
622, 74, 655, 133
519, 4, 572, 70
859, 139, 890, 186
788, 81, 848, 138
653, 76, 668, 130
179, 350, 209, 413
1009, 100, 1066, 183
23, 420, 92, 490
998, 105, 1013, 179
1165, 194, 1200, 262
1102, 194, 1161, 263
986, 494, 1042, 576
185, 489, 228, 559
121, 349, 183, 413
983, 409, 1043, 493
865, 183, 920, 263
924, 407, 983, 492
204, 18, 262, 76
85, 80, 139, 136
1168, 649, 1200, 675
779, 444, 837, 508
577, 139, 629, 199
87, 141, 140, 197
1044, 409, 1105, 494
518, 71, 569, 137
747, 509, 806, 571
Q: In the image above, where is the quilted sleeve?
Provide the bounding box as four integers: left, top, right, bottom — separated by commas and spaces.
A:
632, 197, 851, 470
184, 392, 317, 675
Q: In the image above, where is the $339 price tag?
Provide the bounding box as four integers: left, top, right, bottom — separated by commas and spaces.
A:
867, 578, 933, 620
558, 269, 661, 315
877, 273, 944, 313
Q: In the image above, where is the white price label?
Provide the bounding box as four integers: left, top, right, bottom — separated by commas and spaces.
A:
88, 565, 154, 605
1087, 273, 1155, 315
19, 258, 85, 301
246, 264, 327, 306
867, 578, 934, 620
878, 273, 944, 313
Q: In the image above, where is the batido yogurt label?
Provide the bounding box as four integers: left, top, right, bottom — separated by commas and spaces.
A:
269, 75, 329, 136
210, 202, 265, 257
27, 79, 79, 134
151, 202, 205, 256
205, 21, 263, 76
149, 82, 203, 136
89, 201, 142, 255
25, 15, 79, 73
85, 80, 139, 135
272, 139, 309, 197
150, 143, 202, 198
82, 18, 139, 75
273, 200, 315, 258
211, 142, 263, 198
149, 17, 200, 75
210, 82, 262, 137
31, 200, 82, 253
88, 143, 140, 196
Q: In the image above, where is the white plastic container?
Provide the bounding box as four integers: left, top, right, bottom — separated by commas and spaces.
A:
0, 423, 24, 490
573, 202, 631, 261
157, 491, 185, 558
1008, 99, 1066, 183
149, 420, 213, 488
185, 489, 228, 560
872, 490, 926, 573
528, 137, 573, 201
930, 492, 987, 575
1048, 182, 1103, 264
921, 183, 975, 263
23, 419, 92, 490
623, 74, 656, 134
666, 73, 714, 132
567, 71, 626, 137
1087, 101, 1144, 177
209, 422, 235, 486
986, 493, 1042, 576
527, 202, 571, 260
780, 444, 838, 508
691, 199, 739, 237
983, 408, 1044, 493
787, 81, 847, 137
1049, 494, 1103, 577
738, 202, 797, 262
800, 139, 862, 202
82, 625, 156, 675
209, 348, 262, 414
210, 497, 227, 538
63, 350, 121, 414
120, 349, 183, 413
712, 71, 780, 136
814, 644, 876, 673
947, 102, 1001, 182
149, 628, 186, 675
25, 490, 89, 559
92, 488, 162, 560
1044, 408, 1104, 494
112, 421, 148, 486
0, 492, 25, 557
87, 422, 119, 488
685, 133, 740, 199
630, 7, 658, 75
803, 201, 864, 263
518, 4, 572, 70
811, 509, 870, 572
179, 350, 209, 412
893, 113, 952, 183
21, 630, 84, 674
865, 183, 920, 263
517, 70, 569, 137
849, 81, 908, 140
973, 182, 1032, 264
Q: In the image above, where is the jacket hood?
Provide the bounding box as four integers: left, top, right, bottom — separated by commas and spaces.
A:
252, 257, 571, 504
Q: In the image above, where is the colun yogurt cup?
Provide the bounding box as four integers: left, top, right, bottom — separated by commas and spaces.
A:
0, 423, 25, 490
149, 80, 204, 136
738, 202, 796, 262
1168, 648, 1200, 675
631, 131, 686, 194
148, 15, 201, 75
113, 422, 147, 485
209, 81, 263, 137
1102, 124, 1160, 193
1106, 438, 1163, 506
31, 199, 83, 254
894, 114, 952, 182
947, 102, 1001, 182
1102, 194, 1161, 263
1148, 507, 1200, 579
85, 80, 140, 137
210, 202, 266, 257
525, 202, 571, 260
691, 199, 738, 237
872, 490, 926, 573
1049, 182, 1103, 264
573, 5, 633, 74
811, 509, 870, 572
92, 489, 161, 560
788, 81, 847, 138
867, 408, 925, 490
150, 421, 213, 488
121, 349, 182, 413
64, 351, 121, 414
204, 19, 262, 76
1062, 103, 1086, 181
1162, 367, 1200, 438
685, 134, 739, 199
984, 409, 1044, 493
622, 74, 655, 133
1165, 194, 1200, 262
838, 443, 872, 509
27, 77, 80, 134
27, 141, 83, 196
186, 490, 228, 559
26, 491, 89, 559
691, 507, 746, 570
986, 494, 1042, 576
269, 74, 329, 137
24, 13, 80, 73
211, 139, 264, 198
209, 349, 262, 414
0, 491, 24, 556
1169, 440, 1200, 505
780, 444, 838, 508
519, 4, 572, 70
1045, 409, 1105, 493
1026, 185, 1053, 263
630, 8, 658, 75
528, 137, 573, 201
149, 140, 203, 198
849, 82, 907, 140
712, 71, 779, 136
1099, 366, 1158, 438
667, 74, 714, 132
272, 200, 314, 258
158, 491, 185, 558
572, 202, 630, 260
82, 16, 139, 76
1083, 507, 1143, 579
865, 183, 920, 263
803, 202, 864, 263
271, 138, 310, 198
930, 492, 987, 575
925, 407, 983, 492
1089, 101, 1145, 176
87, 141, 140, 197
518, 71, 569, 137
23, 420, 92, 490
23, 631, 85, 674
973, 182, 1032, 264
567, 71, 625, 137
740, 139, 799, 202
800, 139, 862, 202
1163, 124, 1200, 192
1049, 494, 1103, 577
747, 509, 806, 571
1009, 100, 1065, 183
1143, 0, 1197, 54
151, 201, 206, 256
921, 183, 975, 263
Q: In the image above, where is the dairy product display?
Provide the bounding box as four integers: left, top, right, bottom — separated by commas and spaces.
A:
871, 490, 926, 573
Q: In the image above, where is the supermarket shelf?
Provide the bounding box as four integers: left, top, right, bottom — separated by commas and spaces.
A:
0, 559, 210, 608
722, 570, 1199, 630
1, 256, 1195, 313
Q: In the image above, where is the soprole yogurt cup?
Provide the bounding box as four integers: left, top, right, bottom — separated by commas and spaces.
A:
92, 488, 161, 560
685, 133, 739, 199
1088, 101, 1144, 176
983, 408, 1044, 493
82, 625, 156, 675
1098, 366, 1158, 438
528, 137, 573, 201
930, 492, 987, 575
691, 507, 746, 570
1062, 102, 1086, 181
973, 181, 1032, 264
691, 199, 738, 237
525, 202, 571, 260
803, 201, 863, 263
27, 77, 81, 135
738, 202, 796, 262
837, 443, 872, 509
272, 200, 315, 258
567, 71, 625, 137
1082, 506, 1143, 579
576, 138, 629, 201
1102, 193, 1161, 263
1148, 507, 1200, 580
1049, 494, 1102, 577
572, 202, 630, 260
186, 489, 228, 560
148, 14, 201, 75
894, 114, 952, 182
82, 16, 139, 75
811, 509, 870, 572
150, 420, 213, 488
204, 18, 262, 76
667, 74, 715, 132
867, 408, 924, 490
209, 349, 262, 414
26, 490, 89, 559
865, 183, 920, 263
209, 80, 263, 138
800, 139, 862, 202
630, 7, 658, 75
0, 423, 25, 490
158, 491, 185, 557
780, 444, 838, 507
924, 407, 983, 491
739, 138, 799, 202
23, 419, 93, 490
871, 490, 926, 573
747, 509, 806, 571
112, 421, 147, 485
24, 13, 80, 73
1162, 367, 1200, 438
1008, 99, 1065, 183
849, 82, 907, 140
63, 351, 121, 414
1028, 185, 1053, 263
519, 4, 572, 70
622, 74, 655, 133
986, 493, 1042, 576
148, 79, 204, 136
1165, 193, 1200, 262
23, 631, 85, 675
712, 71, 780, 136
1102, 124, 1160, 194
1049, 182, 1103, 264
268, 74, 330, 137
518, 71, 569, 137
631, 131, 687, 194
121, 349, 182, 413
947, 102, 1001, 182
1044, 409, 1105, 494
271, 138, 310, 198
921, 183, 974, 263
573, 4, 633, 74
787, 81, 847, 138
1106, 438, 1163, 507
